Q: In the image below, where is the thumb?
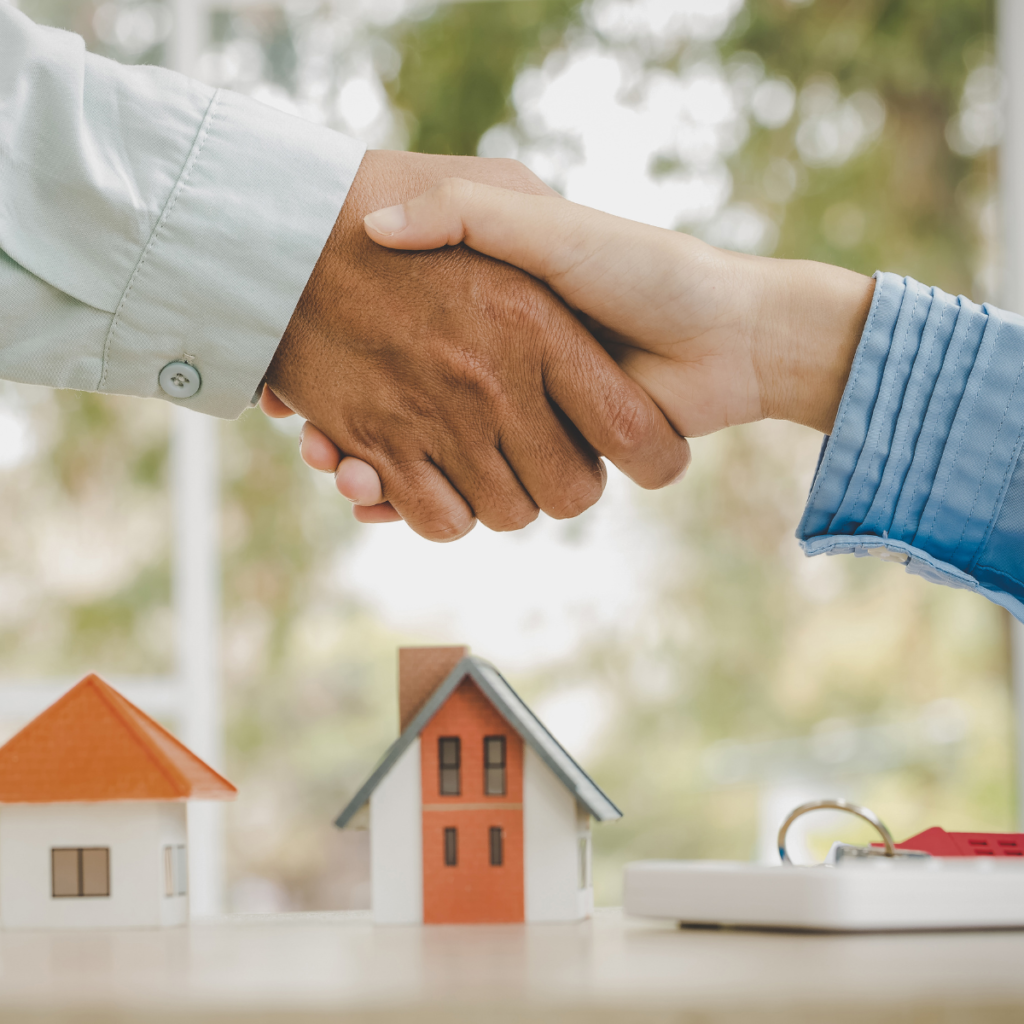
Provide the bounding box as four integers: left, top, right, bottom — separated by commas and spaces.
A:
362, 177, 592, 287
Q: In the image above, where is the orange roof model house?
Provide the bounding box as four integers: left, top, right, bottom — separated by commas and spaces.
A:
336, 647, 621, 925
0, 674, 235, 930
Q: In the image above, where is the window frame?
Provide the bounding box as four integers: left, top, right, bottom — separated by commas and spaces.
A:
489, 826, 504, 866
483, 735, 506, 796
164, 843, 188, 897
51, 846, 110, 898
444, 826, 458, 866
578, 836, 590, 890
438, 736, 461, 796
175, 844, 188, 896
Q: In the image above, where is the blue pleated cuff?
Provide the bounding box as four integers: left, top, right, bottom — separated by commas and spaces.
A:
797, 271, 1024, 622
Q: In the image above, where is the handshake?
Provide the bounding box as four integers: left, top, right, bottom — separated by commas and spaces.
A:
262, 151, 875, 541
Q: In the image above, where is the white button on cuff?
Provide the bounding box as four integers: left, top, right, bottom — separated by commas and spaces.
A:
159, 361, 201, 399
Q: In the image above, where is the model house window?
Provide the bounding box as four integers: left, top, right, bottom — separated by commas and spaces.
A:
578, 837, 590, 889
52, 847, 110, 898
439, 736, 461, 795
444, 827, 458, 866
176, 845, 188, 895
164, 844, 188, 897
484, 735, 506, 795
489, 826, 504, 866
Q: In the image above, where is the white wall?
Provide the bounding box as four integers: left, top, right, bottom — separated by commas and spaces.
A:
0, 801, 189, 929
523, 746, 592, 923
369, 739, 422, 924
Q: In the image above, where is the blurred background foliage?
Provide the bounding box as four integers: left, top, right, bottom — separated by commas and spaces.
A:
2, 0, 1010, 908
730, 0, 997, 293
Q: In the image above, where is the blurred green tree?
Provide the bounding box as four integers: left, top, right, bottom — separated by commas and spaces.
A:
3, 0, 1009, 909
389, 0, 580, 154
723, 0, 995, 295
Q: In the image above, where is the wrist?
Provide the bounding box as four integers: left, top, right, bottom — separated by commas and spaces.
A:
754, 258, 875, 434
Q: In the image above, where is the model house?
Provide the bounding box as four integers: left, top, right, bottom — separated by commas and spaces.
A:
336, 646, 621, 924
0, 673, 236, 929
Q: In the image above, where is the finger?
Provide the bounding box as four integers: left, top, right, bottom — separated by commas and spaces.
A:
296, 406, 386, 509
335, 456, 385, 506
544, 316, 691, 490
377, 457, 477, 543
363, 178, 628, 297
606, 348, 695, 440
303, 409, 476, 540
260, 384, 296, 418
430, 445, 539, 533
300, 422, 342, 473
353, 503, 403, 524
499, 400, 608, 521
302, 426, 392, 508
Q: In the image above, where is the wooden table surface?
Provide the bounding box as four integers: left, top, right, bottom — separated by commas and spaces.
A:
1, 908, 1023, 1023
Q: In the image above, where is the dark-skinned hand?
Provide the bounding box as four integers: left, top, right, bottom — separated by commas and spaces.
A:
264, 149, 690, 541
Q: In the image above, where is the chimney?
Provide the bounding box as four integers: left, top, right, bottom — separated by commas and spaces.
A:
398, 646, 468, 732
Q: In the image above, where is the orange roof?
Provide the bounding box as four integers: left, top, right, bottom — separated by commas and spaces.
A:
0, 674, 236, 803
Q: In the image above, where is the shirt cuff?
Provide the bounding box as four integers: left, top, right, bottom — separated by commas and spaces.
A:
100, 89, 366, 419
796, 271, 1024, 619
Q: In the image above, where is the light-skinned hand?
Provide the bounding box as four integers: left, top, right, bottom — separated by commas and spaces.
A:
264, 154, 690, 540
294, 176, 876, 523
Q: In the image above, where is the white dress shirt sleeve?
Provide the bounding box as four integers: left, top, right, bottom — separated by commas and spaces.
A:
0, 3, 366, 417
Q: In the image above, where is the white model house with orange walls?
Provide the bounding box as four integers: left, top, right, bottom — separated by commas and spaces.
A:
0, 674, 236, 929
335, 646, 621, 925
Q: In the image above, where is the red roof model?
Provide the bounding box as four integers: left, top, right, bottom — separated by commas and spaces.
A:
893, 827, 1024, 858
0, 673, 235, 803
0, 674, 235, 931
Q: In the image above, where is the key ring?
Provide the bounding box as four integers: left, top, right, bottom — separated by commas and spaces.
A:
777, 798, 897, 865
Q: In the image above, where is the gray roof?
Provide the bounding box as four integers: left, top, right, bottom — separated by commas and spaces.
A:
335, 656, 621, 827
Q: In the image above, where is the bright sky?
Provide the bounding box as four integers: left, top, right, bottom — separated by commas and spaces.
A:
0, 406, 31, 472
337, 466, 659, 674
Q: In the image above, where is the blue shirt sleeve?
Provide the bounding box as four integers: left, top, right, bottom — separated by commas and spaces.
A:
797, 271, 1024, 623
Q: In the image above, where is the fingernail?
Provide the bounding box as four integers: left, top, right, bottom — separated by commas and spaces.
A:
364, 205, 407, 234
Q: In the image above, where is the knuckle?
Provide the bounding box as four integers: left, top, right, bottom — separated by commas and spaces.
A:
498, 278, 550, 338
446, 348, 507, 408
602, 387, 655, 455
445, 176, 476, 200
465, 257, 550, 337
544, 474, 604, 521
385, 459, 475, 543
436, 176, 471, 210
